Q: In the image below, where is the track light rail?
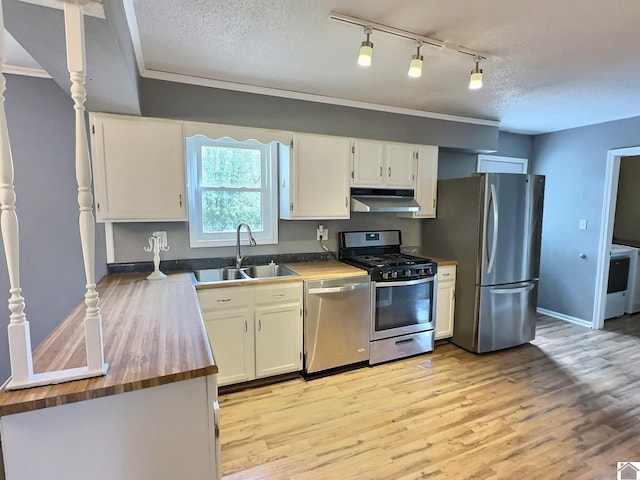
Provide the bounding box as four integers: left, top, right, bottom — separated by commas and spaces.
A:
329, 11, 490, 60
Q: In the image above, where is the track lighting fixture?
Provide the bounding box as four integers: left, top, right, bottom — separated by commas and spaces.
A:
408, 42, 423, 78
469, 56, 483, 90
330, 11, 490, 88
358, 26, 373, 67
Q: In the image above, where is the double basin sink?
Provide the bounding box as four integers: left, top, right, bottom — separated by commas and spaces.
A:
194, 264, 297, 284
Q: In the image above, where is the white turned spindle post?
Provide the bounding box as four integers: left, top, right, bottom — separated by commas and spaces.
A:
0, 0, 34, 385
64, 1, 105, 373
2, 0, 107, 390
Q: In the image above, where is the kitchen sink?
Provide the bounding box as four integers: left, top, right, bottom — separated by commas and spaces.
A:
243, 264, 297, 279
193, 264, 297, 283
194, 268, 248, 283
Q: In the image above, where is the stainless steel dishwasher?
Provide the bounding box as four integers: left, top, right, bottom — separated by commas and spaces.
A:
304, 274, 371, 374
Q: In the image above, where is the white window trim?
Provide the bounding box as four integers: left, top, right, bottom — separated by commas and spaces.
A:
186, 135, 279, 248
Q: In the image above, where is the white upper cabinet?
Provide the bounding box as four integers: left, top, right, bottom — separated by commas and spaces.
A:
280, 133, 351, 219
352, 140, 416, 188
401, 145, 439, 218
351, 139, 385, 186
90, 113, 186, 222
385, 142, 416, 187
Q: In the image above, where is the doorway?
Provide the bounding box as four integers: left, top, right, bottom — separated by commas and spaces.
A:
593, 146, 640, 329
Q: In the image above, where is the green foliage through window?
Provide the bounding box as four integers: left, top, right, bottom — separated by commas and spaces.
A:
186, 135, 278, 247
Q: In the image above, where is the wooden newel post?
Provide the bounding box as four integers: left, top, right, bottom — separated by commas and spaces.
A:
2, 0, 108, 390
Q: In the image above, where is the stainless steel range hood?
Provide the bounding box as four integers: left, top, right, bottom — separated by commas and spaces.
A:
350, 188, 420, 213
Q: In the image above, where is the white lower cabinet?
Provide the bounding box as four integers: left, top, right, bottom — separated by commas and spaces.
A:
198, 282, 303, 386
435, 265, 456, 340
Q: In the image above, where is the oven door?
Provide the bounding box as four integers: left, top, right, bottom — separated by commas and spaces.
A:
371, 277, 435, 341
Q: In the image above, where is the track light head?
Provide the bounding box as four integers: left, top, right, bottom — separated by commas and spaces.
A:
358, 26, 373, 67
408, 42, 423, 78
469, 56, 483, 90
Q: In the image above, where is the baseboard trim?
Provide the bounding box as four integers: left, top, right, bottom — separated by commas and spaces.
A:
537, 308, 592, 328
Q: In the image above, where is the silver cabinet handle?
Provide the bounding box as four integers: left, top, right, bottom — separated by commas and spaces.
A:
379, 165, 383, 177
272, 293, 285, 300
258, 319, 262, 331
244, 320, 248, 333
388, 166, 391, 178
217, 298, 231, 304
179, 193, 183, 207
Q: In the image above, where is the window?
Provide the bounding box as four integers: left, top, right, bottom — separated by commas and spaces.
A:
186, 135, 278, 247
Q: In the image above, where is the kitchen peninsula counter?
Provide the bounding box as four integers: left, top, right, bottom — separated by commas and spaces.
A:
0, 272, 216, 416
0, 273, 220, 480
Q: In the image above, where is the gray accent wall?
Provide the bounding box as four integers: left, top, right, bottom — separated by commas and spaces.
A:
3, 0, 141, 115
0, 75, 107, 383
139, 78, 499, 152
533, 116, 640, 323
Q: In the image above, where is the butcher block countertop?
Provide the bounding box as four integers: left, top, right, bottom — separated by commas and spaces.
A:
0, 273, 216, 417
429, 257, 457, 267
285, 260, 368, 279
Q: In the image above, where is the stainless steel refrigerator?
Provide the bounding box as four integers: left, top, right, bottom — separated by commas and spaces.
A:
423, 173, 545, 353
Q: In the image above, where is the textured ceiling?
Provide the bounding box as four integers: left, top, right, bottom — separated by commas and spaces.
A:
132, 0, 640, 133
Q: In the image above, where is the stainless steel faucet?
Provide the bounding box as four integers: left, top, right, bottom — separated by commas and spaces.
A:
236, 222, 257, 269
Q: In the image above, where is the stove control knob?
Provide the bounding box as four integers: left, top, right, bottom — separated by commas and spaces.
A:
391, 271, 398, 279
382, 271, 390, 280
404, 269, 412, 277
417, 269, 425, 276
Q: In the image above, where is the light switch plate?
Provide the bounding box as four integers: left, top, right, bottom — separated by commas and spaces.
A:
578, 219, 587, 230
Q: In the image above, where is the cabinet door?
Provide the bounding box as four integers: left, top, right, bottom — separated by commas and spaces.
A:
413, 145, 439, 218
352, 140, 384, 186
435, 266, 456, 340
287, 133, 350, 219
385, 143, 416, 187
203, 309, 255, 386
254, 303, 303, 378
90, 113, 186, 222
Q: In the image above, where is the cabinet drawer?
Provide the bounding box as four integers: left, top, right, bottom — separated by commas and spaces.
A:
438, 265, 456, 283
197, 287, 251, 311
254, 282, 302, 306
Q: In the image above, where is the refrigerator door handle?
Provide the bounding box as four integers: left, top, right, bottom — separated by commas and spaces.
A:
490, 284, 536, 294
486, 183, 499, 274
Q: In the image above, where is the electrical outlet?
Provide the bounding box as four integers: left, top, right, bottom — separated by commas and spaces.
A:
316, 225, 328, 241
153, 231, 168, 246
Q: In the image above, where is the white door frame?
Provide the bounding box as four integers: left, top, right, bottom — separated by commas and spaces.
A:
593, 146, 640, 329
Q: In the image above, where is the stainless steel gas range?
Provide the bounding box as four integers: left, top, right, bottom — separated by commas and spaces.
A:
339, 230, 437, 365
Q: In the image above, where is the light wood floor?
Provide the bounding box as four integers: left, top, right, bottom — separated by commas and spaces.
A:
219, 315, 640, 479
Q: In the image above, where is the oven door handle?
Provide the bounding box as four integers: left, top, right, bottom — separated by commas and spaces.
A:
375, 277, 433, 288
308, 282, 369, 295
